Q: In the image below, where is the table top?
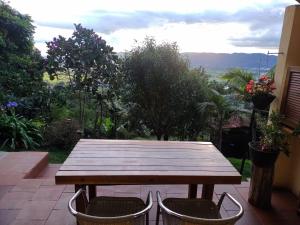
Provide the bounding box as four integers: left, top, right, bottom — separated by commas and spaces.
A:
55, 139, 241, 185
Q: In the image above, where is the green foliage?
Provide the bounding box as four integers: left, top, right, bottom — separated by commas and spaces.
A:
43, 119, 81, 151
0, 110, 43, 150
46, 148, 69, 163
45, 24, 119, 130
197, 88, 235, 149
222, 68, 254, 98
257, 112, 289, 155
228, 157, 251, 180
174, 68, 210, 140
0, 1, 46, 108
123, 38, 193, 140
100, 117, 113, 134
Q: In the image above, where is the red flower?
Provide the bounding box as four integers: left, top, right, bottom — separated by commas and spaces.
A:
259, 75, 268, 81
245, 81, 253, 93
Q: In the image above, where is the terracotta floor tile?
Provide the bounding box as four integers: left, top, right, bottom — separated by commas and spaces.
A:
271, 190, 298, 211
63, 185, 74, 193
16, 201, 56, 220
40, 179, 56, 186
0, 186, 13, 200
54, 193, 73, 210
10, 220, 46, 225
215, 184, 238, 195
0, 192, 34, 209
113, 192, 141, 198
252, 207, 292, 225
236, 187, 249, 201
32, 186, 64, 201
37, 167, 60, 179
0, 209, 20, 225
11, 179, 42, 192
45, 209, 75, 225
236, 210, 262, 225
0, 175, 24, 186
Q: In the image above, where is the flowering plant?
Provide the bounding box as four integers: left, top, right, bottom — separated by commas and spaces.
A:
245, 75, 275, 96
256, 112, 289, 155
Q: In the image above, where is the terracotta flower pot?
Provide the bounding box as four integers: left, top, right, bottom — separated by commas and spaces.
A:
248, 142, 279, 168
251, 93, 275, 110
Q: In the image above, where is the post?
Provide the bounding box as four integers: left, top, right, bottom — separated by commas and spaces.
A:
75, 184, 86, 225
248, 165, 274, 209
201, 184, 214, 200
188, 184, 198, 198
88, 185, 96, 201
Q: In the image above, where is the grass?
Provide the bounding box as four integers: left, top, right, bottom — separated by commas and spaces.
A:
228, 157, 252, 181
48, 150, 69, 163
42, 146, 70, 163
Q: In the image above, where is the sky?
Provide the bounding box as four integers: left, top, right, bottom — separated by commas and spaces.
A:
8, 0, 297, 56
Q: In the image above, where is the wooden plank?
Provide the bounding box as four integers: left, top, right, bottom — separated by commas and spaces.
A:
63, 158, 232, 167
73, 145, 216, 151
69, 151, 223, 158
55, 171, 241, 185
78, 139, 212, 145
59, 165, 237, 172
55, 140, 242, 187
56, 170, 240, 176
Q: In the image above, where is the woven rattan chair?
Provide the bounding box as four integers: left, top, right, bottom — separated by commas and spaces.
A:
156, 191, 243, 225
68, 188, 153, 225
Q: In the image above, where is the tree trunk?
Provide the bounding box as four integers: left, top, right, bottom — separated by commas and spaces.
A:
156, 134, 162, 140
218, 115, 223, 151
163, 134, 169, 141
248, 165, 274, 209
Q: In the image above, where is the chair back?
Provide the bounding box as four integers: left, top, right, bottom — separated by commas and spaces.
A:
69, 189, 153, 225
157, 192, 243, 225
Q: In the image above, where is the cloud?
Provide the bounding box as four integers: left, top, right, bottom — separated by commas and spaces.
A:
34, 2, 289, 50
230, 31, 281, 48
36, 3, 286, 33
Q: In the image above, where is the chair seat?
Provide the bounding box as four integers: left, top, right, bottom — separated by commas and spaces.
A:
162, 198, 221, 219
87, 196, 147, 217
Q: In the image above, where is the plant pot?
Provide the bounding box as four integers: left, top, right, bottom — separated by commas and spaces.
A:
248, 142, 279, 168
251, 93, 275, 110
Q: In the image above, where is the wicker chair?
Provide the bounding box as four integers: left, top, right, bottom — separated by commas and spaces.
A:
68, 188, 153, 225
156, 191, 243, 225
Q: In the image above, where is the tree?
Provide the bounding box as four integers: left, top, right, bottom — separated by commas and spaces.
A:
123, 38, 189, 140
222, 68, 254, 96
198, 88, 233, 150
0, 1, 45, 117
46, 24, 119, 130
174, 68, 210, 140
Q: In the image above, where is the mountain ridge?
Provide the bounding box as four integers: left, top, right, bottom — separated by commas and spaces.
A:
181, 52, 277, 71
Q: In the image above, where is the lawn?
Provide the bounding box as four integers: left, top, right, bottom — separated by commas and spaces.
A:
228, 157, 252, 181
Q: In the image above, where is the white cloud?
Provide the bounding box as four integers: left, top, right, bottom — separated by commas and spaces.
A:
8, 0, 296, 55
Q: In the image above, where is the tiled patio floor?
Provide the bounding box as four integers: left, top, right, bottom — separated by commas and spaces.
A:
0, 152, 299, 225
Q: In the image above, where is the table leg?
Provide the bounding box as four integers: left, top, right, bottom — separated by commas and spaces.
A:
88, 185, 96, 201
75, 184, 86, 225
75, 184, 86, 212
188, 184, 198, 198
201, 184, 214, 200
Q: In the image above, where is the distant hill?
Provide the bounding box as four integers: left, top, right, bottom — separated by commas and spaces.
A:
182, 52, 277, 75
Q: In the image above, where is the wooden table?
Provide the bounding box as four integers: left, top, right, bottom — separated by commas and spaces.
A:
56, 139, 241, 212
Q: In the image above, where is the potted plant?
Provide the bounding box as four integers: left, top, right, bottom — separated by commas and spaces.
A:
249, 112, 289, 167
248, 112, 289, 209
245, 75, 276, 110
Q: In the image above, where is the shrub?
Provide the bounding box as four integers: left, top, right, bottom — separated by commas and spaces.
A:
43, 119, 81, 151
0, 107, 43, 150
